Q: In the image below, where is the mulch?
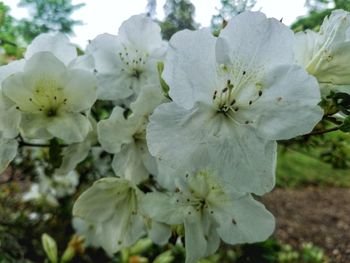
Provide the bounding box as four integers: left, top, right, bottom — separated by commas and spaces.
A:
262, 187, 350, 263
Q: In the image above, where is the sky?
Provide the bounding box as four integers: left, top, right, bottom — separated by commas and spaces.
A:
3, 0, 309, 48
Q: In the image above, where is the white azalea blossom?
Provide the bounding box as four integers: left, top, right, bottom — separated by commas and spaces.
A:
141, 170, 275, 263
72, 217, 102, 248
23, 170, 79, 206
2, 52, 97, 143
55, 115, 97, 175
0, 60, 24, 139
72, 178, 146, 255
147, 11, 323, 195
98, 87, 164, 183
0, 134, 18, 173
25, 32, 78, 65
295, 9, 350, 95
86, 15, 166, 101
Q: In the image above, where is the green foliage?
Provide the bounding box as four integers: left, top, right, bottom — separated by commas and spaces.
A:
17, 0, 84, 42
277, 142, 350, 188
211, 0, 256, 34
160, 0, 198, 40
0, 2, 23, 59
292, 0, 350, 32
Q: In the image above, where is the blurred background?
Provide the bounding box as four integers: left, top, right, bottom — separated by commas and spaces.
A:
0, 0, 350, 262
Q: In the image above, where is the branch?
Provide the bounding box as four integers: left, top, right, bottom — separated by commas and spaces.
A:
17, 136, 68, 148
306, 126, 339, 136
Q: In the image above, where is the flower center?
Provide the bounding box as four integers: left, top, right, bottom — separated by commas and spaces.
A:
118, 44, 149, 80
212, 64, 264, 123
24, 78, 68, 117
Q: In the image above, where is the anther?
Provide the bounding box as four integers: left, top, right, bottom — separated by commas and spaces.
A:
213, 90, 217, 100
243, 71, 246, 75
258, 90, 263, 96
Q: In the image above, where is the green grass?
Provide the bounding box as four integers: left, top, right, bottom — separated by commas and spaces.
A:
276, 146, 350, 188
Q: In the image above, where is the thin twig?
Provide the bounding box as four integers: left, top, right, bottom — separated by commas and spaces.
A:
306, 126, 339, 136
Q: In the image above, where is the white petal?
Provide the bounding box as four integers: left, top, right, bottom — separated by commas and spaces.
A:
96, 72, 134, 100
294, 30, 320, 68
0, 137, 18, 173
68, 54, 95, 72
86, 33, 120, 57
163, 28, 217, 109
46, 113, 91, 143
320, 83, 350, 95
147, 102, 277, 195
2, 72, 39, 112
130, 84, 165, 116
314, 42, 350, 85
118, 15, 163, 52
2, 53, 67, 112
73, 178, 131, 222
0, 95, 21, 138
112, 143, 150, 184
55, 136, 93, 174
236, 65, 323, 140
147, 221, 171, 245
73, 177, 145, 254
140, 192, 185, 225
20, 113, 53, 140
97, 107, 135, 153
25, 33, 77, 65
63, 69, 97, 112
214, 194, 275, 245
0, 59, 25, 84
217, 11, 294, 71
55, 117, 97, 174
183, 211, 208, 263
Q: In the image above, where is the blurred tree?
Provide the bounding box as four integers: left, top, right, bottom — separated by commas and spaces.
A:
146, 0, 157, 18
17, 0, 84, 43
211, 0, 256, 34
160, 0, 199, 40
292, 0, 350, 32
0, 2, 23, 59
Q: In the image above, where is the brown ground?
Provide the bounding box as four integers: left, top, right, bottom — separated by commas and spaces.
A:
262, 187, 350, 263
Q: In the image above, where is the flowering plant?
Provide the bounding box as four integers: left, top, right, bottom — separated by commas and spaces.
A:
1, 10, 350, 263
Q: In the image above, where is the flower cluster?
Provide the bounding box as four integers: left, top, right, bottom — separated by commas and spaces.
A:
1, 9, 349, 263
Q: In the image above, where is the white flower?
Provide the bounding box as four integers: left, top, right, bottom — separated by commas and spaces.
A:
295, 9, 350, 95
0, 134, 18, 173
2, 52, 97, 143
23, 170, 79, 206
55, 115, 97, 175
72, 177, 146, 255
86, 15, 166, 101
147, 11, 323, 195
25, 32, 78, 65
141, 170, 275, 263
97, 87, 163, 183
0, 60, 24, 139
72, 217, 102, 248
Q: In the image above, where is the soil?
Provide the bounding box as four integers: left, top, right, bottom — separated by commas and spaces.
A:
262, 187, 350, 263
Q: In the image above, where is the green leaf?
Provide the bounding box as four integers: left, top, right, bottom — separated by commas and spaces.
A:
157, 61, 171, 100
49, 138, 63, 170
339, 116, 350, 132
41, 233, 58, 263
